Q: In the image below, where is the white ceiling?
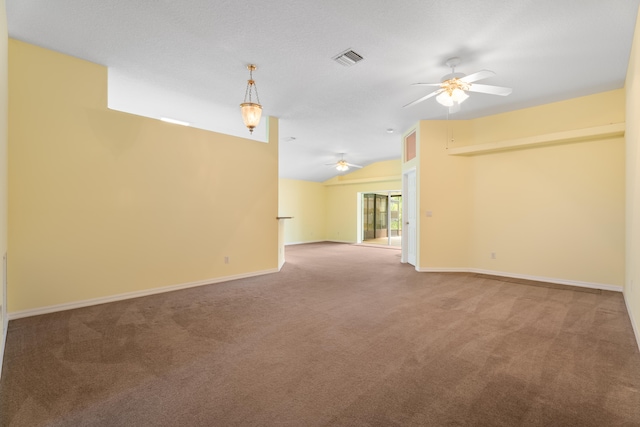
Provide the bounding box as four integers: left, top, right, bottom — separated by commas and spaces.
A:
7, 0, 640, 182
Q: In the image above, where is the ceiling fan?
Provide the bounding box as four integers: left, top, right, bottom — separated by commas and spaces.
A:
403, 57, 512, 113
326, 154, 362, 172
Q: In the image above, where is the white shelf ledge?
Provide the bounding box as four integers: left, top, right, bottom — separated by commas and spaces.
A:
447, 123, 625, 156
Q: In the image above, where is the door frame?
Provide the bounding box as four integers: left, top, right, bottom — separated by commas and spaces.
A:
402, 168, 417, 265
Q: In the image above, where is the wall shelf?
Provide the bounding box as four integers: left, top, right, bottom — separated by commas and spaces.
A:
447, 123, 625, 156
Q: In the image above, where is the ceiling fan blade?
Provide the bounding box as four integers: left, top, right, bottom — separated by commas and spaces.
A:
346, 162, 363, 168
411, 82, 442, 86
402, 88, 443, 108
468, 83, 512, 96
460, 69, 495, 83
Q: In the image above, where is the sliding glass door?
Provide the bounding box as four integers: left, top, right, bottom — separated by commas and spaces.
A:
362, 192, 401, 246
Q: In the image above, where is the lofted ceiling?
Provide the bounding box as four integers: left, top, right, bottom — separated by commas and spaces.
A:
6, 0, 640, 182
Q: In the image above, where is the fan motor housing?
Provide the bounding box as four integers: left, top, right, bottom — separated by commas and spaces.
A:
441, 72, 466, 81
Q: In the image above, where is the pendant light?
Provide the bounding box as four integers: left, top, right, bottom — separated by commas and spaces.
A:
240, 64, 262, 134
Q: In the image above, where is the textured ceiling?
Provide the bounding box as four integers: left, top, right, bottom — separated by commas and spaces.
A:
7, 0, 640, 182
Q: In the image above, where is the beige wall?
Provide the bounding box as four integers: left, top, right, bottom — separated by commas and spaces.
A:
278, 160, 402, 245
625, 9, 640, 346
279, 178, 327, 244
0, 0, 7, 366
466, 90, 624, 144
417, 90, 625, 288
469, 133, 624, 285
468, 90, 625, 286
324, 159, 401, 243
418, 121, 473, 269
8, 40, 279, 314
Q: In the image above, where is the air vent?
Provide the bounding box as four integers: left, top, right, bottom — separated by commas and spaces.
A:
332, 49, 364, 67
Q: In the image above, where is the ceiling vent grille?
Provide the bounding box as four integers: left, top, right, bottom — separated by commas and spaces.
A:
333, 49, 364, 67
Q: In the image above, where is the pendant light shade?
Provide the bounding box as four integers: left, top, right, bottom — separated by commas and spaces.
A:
240, 102, 262, 132
240, 64, 262, 134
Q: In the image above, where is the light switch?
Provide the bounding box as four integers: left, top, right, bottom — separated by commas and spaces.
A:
426, 211, 433, 217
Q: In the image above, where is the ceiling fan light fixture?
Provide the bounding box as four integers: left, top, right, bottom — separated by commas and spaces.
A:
436, 91, 454, 107
436, 77, 470, 107
240, 64, 262, 134
451, 88, 469, 103
404, 58, 512, 111
336, 160, 349, 171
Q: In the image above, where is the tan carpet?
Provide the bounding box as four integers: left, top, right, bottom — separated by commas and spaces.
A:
1, 242, 639, 426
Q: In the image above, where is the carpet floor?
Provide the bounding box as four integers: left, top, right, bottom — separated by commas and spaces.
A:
1, 242, 639, 426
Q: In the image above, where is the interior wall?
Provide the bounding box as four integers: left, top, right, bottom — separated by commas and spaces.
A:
418, 90, 626, 287
0, 0, 8, 375
278, 178, 327, 244
625, 8, 640, 346
8, 40, 279, 314
469, 90, 625, 287
324, 159, 401, 243
470, 136, 624, 286
466, 90, 625, 144
278, 161, 402, 245
418, 121, 473, 270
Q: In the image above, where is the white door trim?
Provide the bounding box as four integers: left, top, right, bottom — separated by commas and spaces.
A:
402, 168, 417, 265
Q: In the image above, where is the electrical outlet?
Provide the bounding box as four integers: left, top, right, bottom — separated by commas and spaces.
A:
491, 252, 496, 259
224, 256, 229, 264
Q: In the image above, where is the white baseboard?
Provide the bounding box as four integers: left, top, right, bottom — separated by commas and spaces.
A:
8, 268, 279, 321
278, 258, 286, 271
0, 314, 6, 380
417, 267, 469, 273
284, 240, 326, 246
416, 267, 623, 292
624, 292, 640, 353
1, 252, 7, 380
285, 240, 360, 246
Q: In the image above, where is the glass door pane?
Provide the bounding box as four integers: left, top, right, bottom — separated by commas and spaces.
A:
375, 195, 388, 238
363, 194, 375, 240
390, 195, 402, 237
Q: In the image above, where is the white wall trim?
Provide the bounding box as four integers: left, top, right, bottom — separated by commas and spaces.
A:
8, 268, 279, 321
278, 258, 286, 271
0, 318, 6, 380
284, 240, 326, 246
416, 267, 622, 292
1, 253, 7, 380
326, 240, 354, 244
417, 267, 469, 273
624, 292, 640, 353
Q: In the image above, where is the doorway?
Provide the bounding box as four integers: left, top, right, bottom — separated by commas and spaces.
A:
361, 191, 402, 247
